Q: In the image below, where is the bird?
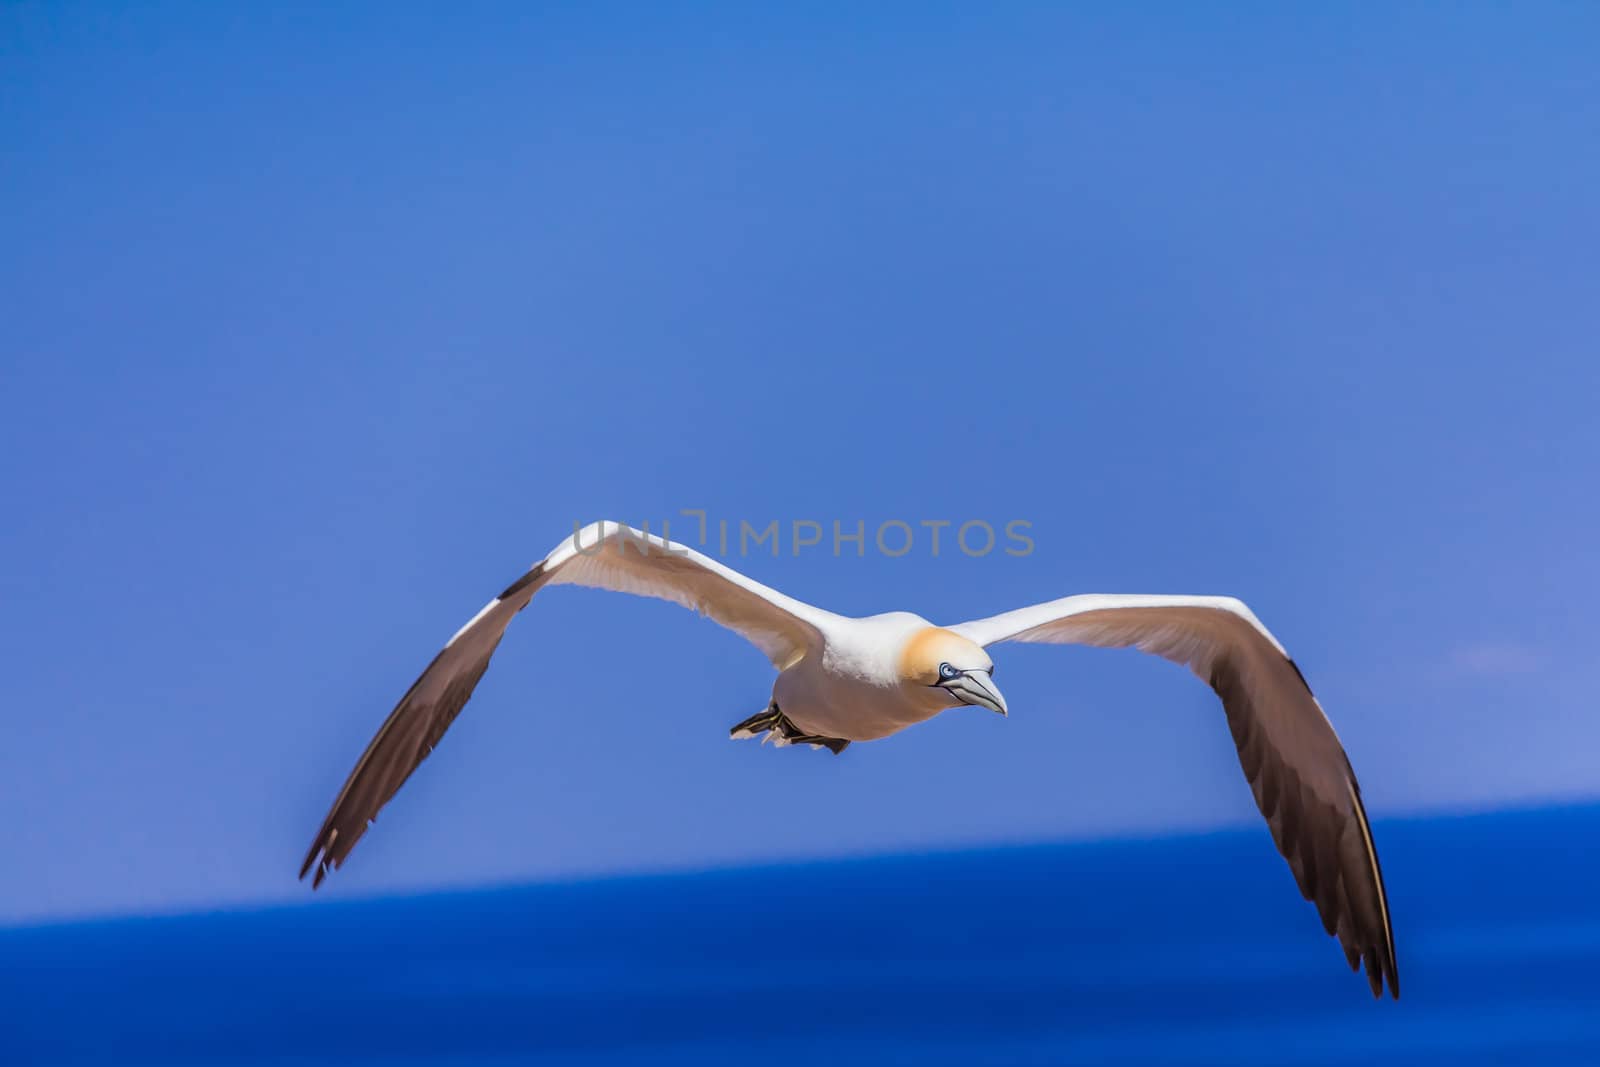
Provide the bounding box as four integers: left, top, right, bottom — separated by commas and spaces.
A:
300, 520, 1398, 998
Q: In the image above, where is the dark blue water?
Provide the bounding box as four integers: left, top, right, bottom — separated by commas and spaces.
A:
5, 804, 1596, 1065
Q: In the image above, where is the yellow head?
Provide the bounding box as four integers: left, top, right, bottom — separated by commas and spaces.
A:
899, 627, 1007, 715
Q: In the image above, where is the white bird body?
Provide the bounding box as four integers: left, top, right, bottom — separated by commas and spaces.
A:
774, 612, 960, 741
301, 521, 1399, 999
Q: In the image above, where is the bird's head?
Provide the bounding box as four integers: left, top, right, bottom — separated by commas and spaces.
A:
899, 627, 1007, 716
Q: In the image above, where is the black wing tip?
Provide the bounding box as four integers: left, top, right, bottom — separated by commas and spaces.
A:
300, 818, 354, 889
1371, 963, 1401, 1000
1350, 792, 1401, 1002
1346, 936, 1399, 1000
299, 843, 331, 888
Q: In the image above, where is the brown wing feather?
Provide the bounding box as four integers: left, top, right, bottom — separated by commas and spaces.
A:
1208, 649, 1398, 998
300, 526, 827, 888
298, 565, 548, 888
1011, 605, 1399, 999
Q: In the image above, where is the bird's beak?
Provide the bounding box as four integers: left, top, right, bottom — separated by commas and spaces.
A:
940, 670, 1008, 716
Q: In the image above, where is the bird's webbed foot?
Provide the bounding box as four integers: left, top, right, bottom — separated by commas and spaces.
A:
729, 704, 850, 755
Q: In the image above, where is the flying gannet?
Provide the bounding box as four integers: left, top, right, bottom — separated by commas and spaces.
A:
301, 521, 1398, 998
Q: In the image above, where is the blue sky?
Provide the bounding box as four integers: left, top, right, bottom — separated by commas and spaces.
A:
2, 2, 1597, 923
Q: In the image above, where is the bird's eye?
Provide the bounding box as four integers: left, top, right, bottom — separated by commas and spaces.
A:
938, 662, 959, 680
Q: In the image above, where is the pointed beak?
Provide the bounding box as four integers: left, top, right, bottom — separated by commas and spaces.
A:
939, 669, 1008, 716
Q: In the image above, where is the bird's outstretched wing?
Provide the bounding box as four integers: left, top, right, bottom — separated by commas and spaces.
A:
951, 594, 1398, 999
300, 521, 833, 888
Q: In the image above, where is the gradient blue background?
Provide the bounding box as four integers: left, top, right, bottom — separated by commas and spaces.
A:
2, 7, 1597, 1056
